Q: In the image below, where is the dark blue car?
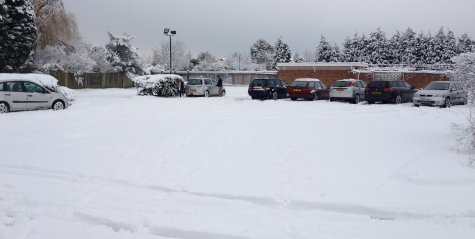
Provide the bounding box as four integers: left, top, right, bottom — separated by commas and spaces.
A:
248, 79, 288, 100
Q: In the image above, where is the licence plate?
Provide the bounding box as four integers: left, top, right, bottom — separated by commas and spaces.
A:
191, 89, 196, 93
293, 89, 301, 92
336, 89, 344, 92
372, 92, 382, 95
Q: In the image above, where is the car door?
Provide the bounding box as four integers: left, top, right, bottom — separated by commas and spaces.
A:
3, 81, 28, 111
317, 82, 330, 99
457, 83, 468, 104
204, 79, 214, 95
402, 82, 416, 102
211, 80, 219, 96
357, 81, 366, 99
24, 81, 52, 109
276, 80, 286, 98
451, 83, 464, 104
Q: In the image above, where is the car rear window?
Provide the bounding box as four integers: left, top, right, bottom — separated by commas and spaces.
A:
251, 79, 268, 86
334, 81, 350, 87
188, 79, 203, 85
290, 81, 308, 87
368, 81, 389, 88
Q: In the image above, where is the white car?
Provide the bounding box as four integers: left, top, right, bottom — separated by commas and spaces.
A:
185, 78, 225, 97
329, 79, 367, 103
413, 81, 467, 108
0, 79, 70, 113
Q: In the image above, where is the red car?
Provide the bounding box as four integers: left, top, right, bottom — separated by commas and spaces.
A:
287, 78, 330, 101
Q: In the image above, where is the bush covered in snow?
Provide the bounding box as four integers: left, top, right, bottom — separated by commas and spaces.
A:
133, 74, 184, 97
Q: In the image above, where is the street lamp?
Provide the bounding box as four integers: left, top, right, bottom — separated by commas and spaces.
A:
164, 28, 176, 74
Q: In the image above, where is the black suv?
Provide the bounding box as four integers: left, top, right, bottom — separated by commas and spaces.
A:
365, 80, 417, 104
248, 79, 288, 100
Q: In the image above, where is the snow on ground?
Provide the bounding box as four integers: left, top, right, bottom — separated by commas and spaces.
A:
1, 86, 474, 239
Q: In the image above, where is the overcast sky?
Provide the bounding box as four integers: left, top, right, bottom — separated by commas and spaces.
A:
63, 0, 475, 57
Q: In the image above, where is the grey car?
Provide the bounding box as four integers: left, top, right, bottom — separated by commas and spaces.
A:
413, 81, 467, 108
0, 79, 70, 113
185, 78, 226, 97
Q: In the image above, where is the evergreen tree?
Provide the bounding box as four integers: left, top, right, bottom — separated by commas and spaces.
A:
273, 38, 291, 68
401, 28, 418, 65
315, 35, 340, 62
250, 39, 274, 70
292, 51, 305, 63
442, 30, 458, 63
0, 0, 38, 71
105, 32, 144, 76
458, 33, 475, 54
367, 28, 391, 65
389, 30, 404, 64
342, 34, 360, 62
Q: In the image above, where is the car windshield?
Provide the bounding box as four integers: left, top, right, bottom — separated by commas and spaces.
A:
188, 79, 203, 85
251, 79, 267, 86
334, 81, 350, 87
424, 82, 450, 90
290, 81, 308, 87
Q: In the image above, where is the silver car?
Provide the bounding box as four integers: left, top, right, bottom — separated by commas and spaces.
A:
329, 79, 367, 103
185, 78, 226, 97
0, 79, 70, 113
413, 81, 467, 108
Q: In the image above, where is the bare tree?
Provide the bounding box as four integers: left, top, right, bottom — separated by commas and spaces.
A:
152, 39, 191, 71
32, 0, 80, 49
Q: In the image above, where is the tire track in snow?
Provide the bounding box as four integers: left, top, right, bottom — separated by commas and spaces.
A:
2, 164, 474, 221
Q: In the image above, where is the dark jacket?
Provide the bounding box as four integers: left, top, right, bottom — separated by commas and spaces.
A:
217, 78, 223, 87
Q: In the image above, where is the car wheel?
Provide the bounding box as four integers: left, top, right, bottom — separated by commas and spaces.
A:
367, 100, 374, 104
443, 97, 451, 108
329, 98, 335, 102
414, 104, 420, 107
353, 94, 361, 104
463, 97, 468, 105
291, 98, 297, 101
204, 91, 209, 98
52, 100, 65, 111
272, 92, 278, 100
0, 102, 9, 113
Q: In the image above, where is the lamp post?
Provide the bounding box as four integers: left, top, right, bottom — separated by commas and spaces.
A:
163, 28, 176, 74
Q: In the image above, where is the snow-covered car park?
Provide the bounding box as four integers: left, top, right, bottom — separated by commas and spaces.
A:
1, 82, 475, 238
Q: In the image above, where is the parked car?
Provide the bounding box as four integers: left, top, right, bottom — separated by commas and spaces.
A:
185, 78, 225, 97
248, 78, 288, 100
0, 79, 70, 113
329, 79, 366, 103
365, 80, 417, 104
287, 78, 329, 101
413, 81, 467, 108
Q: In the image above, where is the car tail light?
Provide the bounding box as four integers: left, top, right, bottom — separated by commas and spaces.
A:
384, 88, 394, 92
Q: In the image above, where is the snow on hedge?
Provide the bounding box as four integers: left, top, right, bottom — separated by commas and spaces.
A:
133, 74, 184, 97
0, 73, 76, 101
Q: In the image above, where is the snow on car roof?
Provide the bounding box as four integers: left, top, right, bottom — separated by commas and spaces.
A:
0, 73, 59, 88
336, 79, 359, 82
295, 78, 321, 82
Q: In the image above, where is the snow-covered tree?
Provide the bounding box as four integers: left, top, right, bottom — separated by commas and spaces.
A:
88, 45, 118, 73
458, 33, 475, 54
367, 28, 391, 65
0, 0, 38, 71
152, 39, 191, 71
315, 35, 341, 62
453, 52, 475, 101
250, 39, 274, 70
292, 51, 305, 63
32, 0, 80, 50
273, 38, 291, 68
400, 28, 418, 65
34, 43, 95, 76
105, 32, 144, 76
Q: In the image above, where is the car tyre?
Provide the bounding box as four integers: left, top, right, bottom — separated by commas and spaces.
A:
329, 98, 335, 102
290, 98, 297, 101
353, 94, 361, 104
0, 102, 9, 113
394, 95, 402, 104
52, 100, 65, 111
443, 97, 451, 108
414, 104, 420, 107
367, 100, 374, 104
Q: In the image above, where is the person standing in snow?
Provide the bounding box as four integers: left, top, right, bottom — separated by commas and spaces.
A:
180, 80, 185, 97
217, 75, 223, 93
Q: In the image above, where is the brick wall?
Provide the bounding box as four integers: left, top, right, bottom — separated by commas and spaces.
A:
279, 69, 451, 89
